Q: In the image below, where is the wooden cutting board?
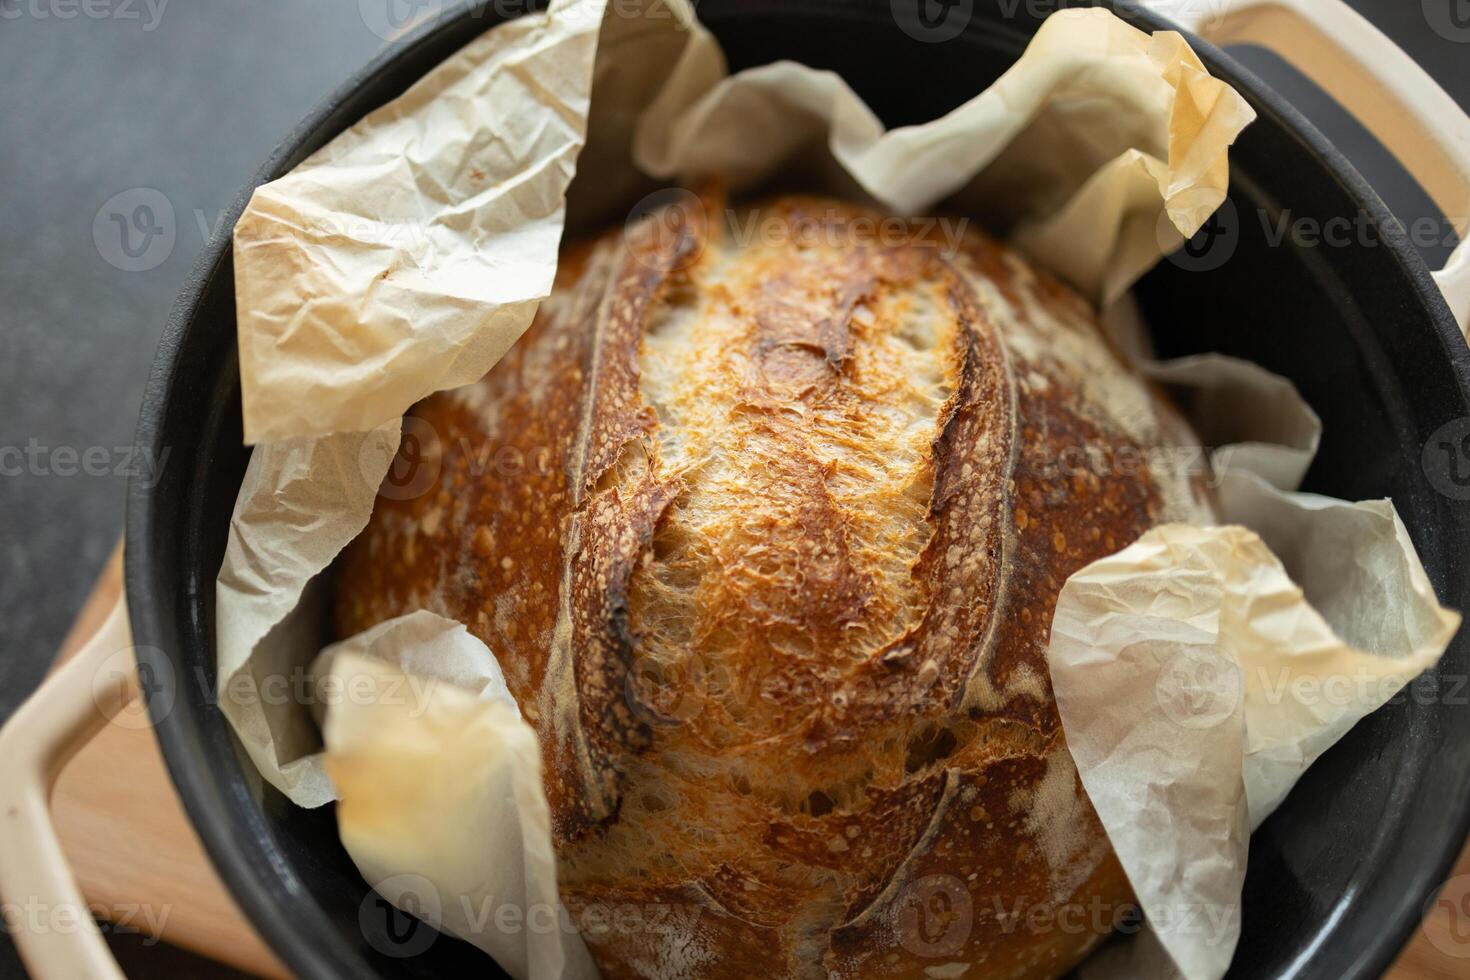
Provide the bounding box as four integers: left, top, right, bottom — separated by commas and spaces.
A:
46, 549, 1470, 979
49, 549, 285, 979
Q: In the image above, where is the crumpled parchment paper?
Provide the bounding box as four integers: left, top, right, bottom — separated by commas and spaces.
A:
1054, 476, 1459, 980
315, 617, 599, 980
634, 16, 1254, 307
1055, 308, 1456, 979
231, 0, 1253, 447
231, 0, 606, 444
211, 1, 1458, 978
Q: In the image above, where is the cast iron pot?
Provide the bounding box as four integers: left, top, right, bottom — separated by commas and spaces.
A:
125, 1, 1470, 977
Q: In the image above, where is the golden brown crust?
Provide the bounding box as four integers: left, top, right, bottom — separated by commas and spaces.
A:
557, 199, 709, 833
334, 190, 1214, 980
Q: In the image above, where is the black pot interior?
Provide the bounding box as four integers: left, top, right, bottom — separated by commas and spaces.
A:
126, 2, 1470, 978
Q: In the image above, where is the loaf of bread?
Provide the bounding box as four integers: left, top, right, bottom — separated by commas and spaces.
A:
334, 189, 1215, 979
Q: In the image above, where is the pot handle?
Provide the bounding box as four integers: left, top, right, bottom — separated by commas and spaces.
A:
1141, 0, 1470, 337
0, 596, 132, 980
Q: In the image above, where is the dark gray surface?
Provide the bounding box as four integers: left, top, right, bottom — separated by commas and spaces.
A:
1, 1, 383, 722
0, 3, 383, 977
0, 1, 1466, 977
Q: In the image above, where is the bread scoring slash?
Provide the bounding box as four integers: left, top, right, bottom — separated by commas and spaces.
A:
335, 189, 1215, 980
